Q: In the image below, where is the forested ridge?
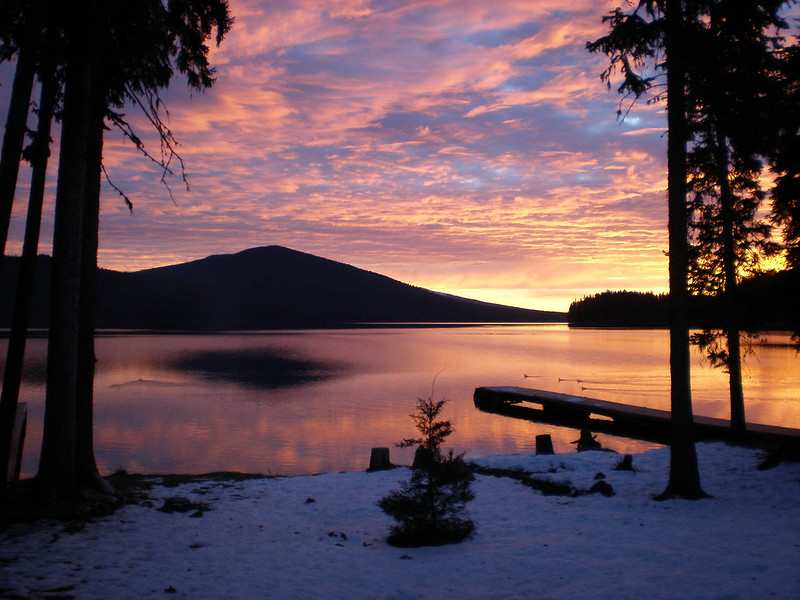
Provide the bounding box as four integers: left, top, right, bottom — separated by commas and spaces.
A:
568, 269, 799, 329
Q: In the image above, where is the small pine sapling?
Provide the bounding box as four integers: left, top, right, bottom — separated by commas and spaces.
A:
378, 390, 475, 547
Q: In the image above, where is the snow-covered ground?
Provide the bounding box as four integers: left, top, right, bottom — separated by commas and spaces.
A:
1, 443, 798, 600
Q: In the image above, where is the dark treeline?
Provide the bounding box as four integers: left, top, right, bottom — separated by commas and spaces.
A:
568, 269, 799, 329
568, 290, 671, 326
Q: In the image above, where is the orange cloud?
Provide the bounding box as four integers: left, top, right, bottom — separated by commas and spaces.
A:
2, 0, 681, 312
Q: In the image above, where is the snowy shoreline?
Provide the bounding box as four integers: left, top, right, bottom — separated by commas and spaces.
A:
2, 442, 799, 600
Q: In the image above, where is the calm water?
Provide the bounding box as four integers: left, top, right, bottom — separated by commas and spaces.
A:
5, 325, 800, 477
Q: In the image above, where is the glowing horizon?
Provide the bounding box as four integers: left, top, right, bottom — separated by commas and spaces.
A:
3, 0, 681, 313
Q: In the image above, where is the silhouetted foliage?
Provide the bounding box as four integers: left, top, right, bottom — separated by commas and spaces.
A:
768, 42, 800, 348
567, 270, 799, 331
737, 269, 800, 331
378, 395, 475, 547
681, 1, 792, 438
589, 0, 799, 491
0, 0, 234, 500
569, 291, 669, 326
588, 0, 707, 500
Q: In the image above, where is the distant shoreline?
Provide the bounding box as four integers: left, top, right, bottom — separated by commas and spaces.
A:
1, 322, 572, 338
6, 324, 800, 341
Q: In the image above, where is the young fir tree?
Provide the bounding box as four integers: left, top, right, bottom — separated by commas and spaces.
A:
378, 396, 475, 547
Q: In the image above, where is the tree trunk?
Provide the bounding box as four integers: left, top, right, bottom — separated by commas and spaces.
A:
36, 51, 93, 500
659, 0, 705, 500
0, 70, 57, 484
75, 96, 106, 491
716, 138, 746, 439
0, 28, 37, 274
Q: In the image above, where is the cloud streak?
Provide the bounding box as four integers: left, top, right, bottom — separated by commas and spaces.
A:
3, 0, 679, 311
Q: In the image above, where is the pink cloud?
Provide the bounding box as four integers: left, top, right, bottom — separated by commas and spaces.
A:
1, 0, 680, 311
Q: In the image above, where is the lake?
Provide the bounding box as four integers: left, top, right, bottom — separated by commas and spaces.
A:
5, 325, 799, 477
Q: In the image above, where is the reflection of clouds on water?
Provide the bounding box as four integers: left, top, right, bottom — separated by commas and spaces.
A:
12, 328, 799, 478
171, 349, 346, 390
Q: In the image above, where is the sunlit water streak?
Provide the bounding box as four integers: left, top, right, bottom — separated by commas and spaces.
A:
3, 325, 798, 477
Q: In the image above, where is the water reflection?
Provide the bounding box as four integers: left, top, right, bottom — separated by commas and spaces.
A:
3, 326, 799, 477
172, 349, 344, 389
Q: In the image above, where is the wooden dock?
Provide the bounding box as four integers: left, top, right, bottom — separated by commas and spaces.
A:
473, 386, 800, 446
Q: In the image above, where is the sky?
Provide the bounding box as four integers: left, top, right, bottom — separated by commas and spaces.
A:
1, 0, 723, 312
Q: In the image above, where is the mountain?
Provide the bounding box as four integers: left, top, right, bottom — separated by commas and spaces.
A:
1, 246, 565, 330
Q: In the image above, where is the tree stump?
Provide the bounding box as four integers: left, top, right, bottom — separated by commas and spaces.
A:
412, 446, 434, 469
368, 447, 391, 471
614, 454, 634, 471
535, 434, 554, 455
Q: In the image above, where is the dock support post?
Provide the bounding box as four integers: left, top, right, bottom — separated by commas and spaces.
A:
535, 434, 554, 455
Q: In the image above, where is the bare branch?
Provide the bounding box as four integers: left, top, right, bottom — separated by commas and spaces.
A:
101, 162, 133, 212
107, 85, 196, 207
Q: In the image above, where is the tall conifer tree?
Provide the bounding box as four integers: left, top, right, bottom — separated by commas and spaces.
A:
588, 0, 705, 498
21, 0, 233, 499
683, 1, 790, 439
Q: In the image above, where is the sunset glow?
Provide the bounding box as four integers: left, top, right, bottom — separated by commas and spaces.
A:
2, 0, 681, 312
